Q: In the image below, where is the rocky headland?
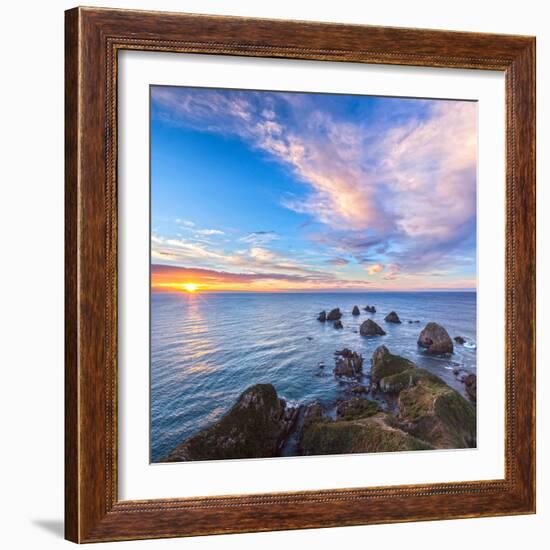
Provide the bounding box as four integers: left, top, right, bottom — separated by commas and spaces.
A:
163, 384, 300, 461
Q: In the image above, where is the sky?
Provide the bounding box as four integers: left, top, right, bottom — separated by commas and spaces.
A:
150, 85, 477, 292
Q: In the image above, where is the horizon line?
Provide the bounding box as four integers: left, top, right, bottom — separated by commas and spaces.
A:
151, 288, 477, 294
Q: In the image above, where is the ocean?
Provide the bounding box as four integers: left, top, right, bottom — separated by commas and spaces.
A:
150, 291, 477, 461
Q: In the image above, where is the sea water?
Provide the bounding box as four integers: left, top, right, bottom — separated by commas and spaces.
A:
150, 291, 476, 461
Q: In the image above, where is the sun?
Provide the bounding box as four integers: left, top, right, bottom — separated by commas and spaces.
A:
182, 282, 199, 293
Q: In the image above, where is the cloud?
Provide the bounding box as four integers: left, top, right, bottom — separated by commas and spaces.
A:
195, 228, 225, 236
152, 263, 305, 284
365, 263, 384, 275
383, 264, 401, 281
239, 231, 279, 245
327, 257, 349, 266
151, 263, 374, 292
152, 87, 477, 283
175, 218, 195, 227
152, 233, 331, 282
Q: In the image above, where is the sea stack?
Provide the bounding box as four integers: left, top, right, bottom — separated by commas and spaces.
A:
352, 305, 360, 316
359, 318, 386, 336
418, 322, 454, 354
365, 305, 376, 313
327, 308, 342, 321
334, 320, 343, 329
317, 310, 327, 322
384, 311, 401, 323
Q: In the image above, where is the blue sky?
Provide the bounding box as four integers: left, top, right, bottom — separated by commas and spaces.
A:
150, 86, 477, 292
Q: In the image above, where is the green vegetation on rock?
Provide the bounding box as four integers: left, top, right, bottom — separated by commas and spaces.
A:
370, 345, 416, 384
300, 412, 433, 455
398, 378, 476, 448
336, 397, 381, 420
379, 367, 444, 393
164, 384, 295, 461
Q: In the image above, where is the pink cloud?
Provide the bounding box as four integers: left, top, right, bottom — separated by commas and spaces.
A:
365, 263, 384, 275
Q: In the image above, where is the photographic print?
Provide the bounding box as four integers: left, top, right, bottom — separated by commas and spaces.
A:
150, 85, 478, 463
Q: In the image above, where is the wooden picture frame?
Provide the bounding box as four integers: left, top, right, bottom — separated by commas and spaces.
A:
65, 6, 536, 543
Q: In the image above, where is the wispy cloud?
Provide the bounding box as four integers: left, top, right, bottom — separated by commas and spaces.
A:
327, 257, 349, 266
175, 218, 195, 227
239, 231, 279, 245
195, 228, 225, 236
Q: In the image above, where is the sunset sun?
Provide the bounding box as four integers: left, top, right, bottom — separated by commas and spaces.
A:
182, 282, 199, 293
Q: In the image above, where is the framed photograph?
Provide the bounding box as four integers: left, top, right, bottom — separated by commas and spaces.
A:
65, 7, 536, 543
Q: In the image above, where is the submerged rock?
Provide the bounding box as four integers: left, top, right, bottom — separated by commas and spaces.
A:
163, 384, 299, 461
318, 311, 327, 322
327, 308, 342, 321
398, 374, 476, 449
384, 311, 401, 324
365, 305, 376, 313
334, 349, 363, 378
352, 305, 360, 316
454, 336, 466, 345
418, 322, 454, 354
370, 345, 416, 389
334, 320, 343, 329
359, 318, 386, 336
350, 384, 370, 395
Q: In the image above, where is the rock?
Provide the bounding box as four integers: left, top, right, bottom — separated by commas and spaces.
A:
359, 318, 386, 336
352, 305, 360, 316
327, 308, 342, 321
350, 384, 369, 395
464, 373, 477, 403
365, 305, 376, 313
334, 320, 343, 329
334, 349, 364, 378
384, 311, 401, 324
418, 322, 454, 354
306, 336, 313, 341
300, 412, 433, 456
163, 384, 299, 461
370, 345, 416, 387
454, 336, 466, 345
398, 374, 476, 449
317, 310, 326, 322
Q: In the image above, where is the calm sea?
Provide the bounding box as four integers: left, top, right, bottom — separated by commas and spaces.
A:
150, 291, 476, 461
